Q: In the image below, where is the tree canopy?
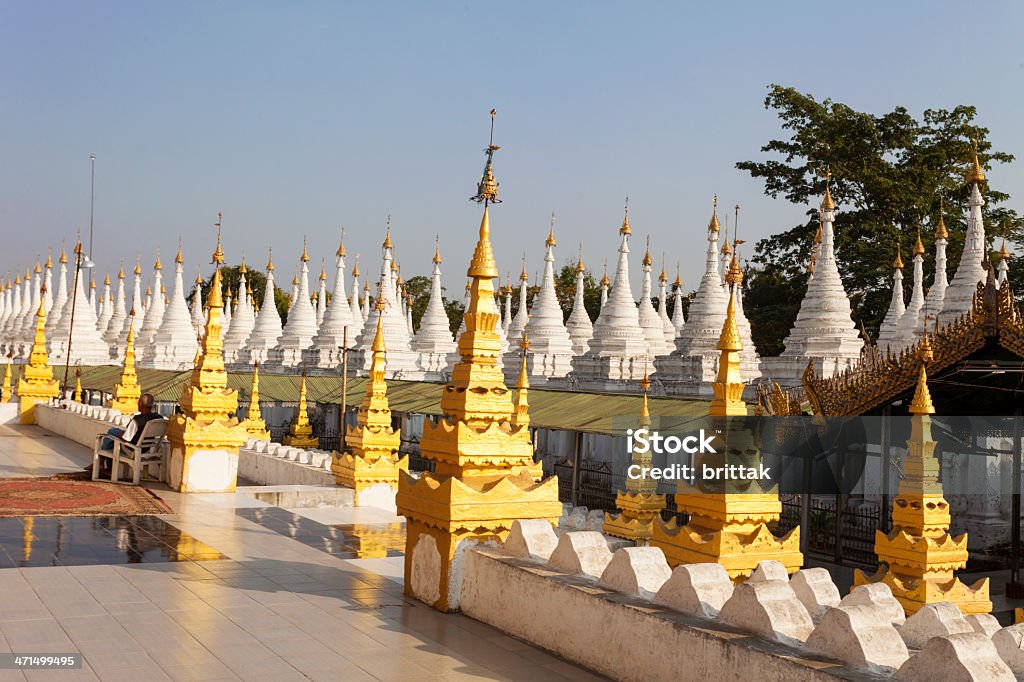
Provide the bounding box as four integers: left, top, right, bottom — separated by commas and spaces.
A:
738, 85, 1023, 355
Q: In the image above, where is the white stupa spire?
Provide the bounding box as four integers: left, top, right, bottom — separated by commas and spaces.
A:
599, 261, 609, 312
922, 202, 950, 330
782, 172, 861, 360
348, 257, 362, 329
104, 264, 127, 347
637, 237, 671, 356
190, 270, 206, 336
243, 248, 284, 364
413, 237, 454, 358
501, 274, 513, 333
674, 196, 728, 357
506, 256, 530, 348
46, 247, 68, 337
361, 279, 370, 322
117, 257, 146, 354
49, 241, 111, 366
518, 219, 573, 381
143, 243, 198, 369
316, 258, 327, 326
95, 273, 112, 334
895, 227, 926, 348
223, 261, 256, 363
135, 249, 165, 352
997, 242, 1010, 286
940, 150, 989, 325
310, 231, 356, 367
877, 243, 905, 354
565, 248, 593, 356
271, 237, 318, 366
671, 268, 685, 337
656, 257, 675, 344
42, 253, 53, 330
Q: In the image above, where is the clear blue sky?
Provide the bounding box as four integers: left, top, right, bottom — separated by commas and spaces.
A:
2, 1, 1022, 297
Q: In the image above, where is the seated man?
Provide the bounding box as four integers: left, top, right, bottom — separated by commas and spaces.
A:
92, 393, 163, 474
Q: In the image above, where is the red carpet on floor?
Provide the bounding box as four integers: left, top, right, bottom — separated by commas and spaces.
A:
0, 478, 173, 517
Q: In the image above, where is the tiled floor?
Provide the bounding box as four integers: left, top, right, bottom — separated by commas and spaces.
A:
0, 426, 606, 681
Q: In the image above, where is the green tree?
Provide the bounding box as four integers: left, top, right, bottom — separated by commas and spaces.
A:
190, 265, 290, 323
737, 85, 1023, 352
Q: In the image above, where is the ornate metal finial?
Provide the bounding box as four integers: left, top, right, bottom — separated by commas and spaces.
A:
175, 238, 184, 265
266, 246, 274, 272
620, 196, 632, 235
383, 215, 393, 249
59, 239, 68, 264
821, 166, 836, 211
642, 235, 652, 267
966, 137, 986, 185
212, 212, 225, 265
1000, 240, 1011, 260
577, 244, 585, 273
433, 235, 442, 264
352, 253, 360, 278
319, 257, 326, 280
337, 227, 346, 257
520, 253, 528, 281
520, 330, 530, 353
708, 194, 720, 233
914, 222, 925, 256
893, 240, 904, 269
45, 248, 52, 269
546, 211, 557, 247
674, 262, 682, 288
601, 259, 610, 287
935, 198, 949, 240
639, 368, 651, 395
118, 259, 125, 279
471, 108, 501, 204
154, 246, 162, 271
134, 254, 142, 276
301, 235, 309, 263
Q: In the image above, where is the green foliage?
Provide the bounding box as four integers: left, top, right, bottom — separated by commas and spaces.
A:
552, 262, 603, 322
738, 85, 1023, 352
190, 265, 290, 322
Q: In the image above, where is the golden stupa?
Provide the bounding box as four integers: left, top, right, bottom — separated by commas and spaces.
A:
331, 299, 409, 498
396, 112, 561, 612
17, 287, 59, 424
651, 263, 802, 581
239, 361, 270, 440
603, 371, 666, 544
853, 335, 991, 615
2, 354, 12, 402
109, 316, 141, 414
282, 371, 318, 448
164, 218, 249, 493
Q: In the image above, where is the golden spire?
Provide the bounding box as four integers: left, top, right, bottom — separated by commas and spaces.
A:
642, 236, 652, 267
433, 236, 442, 265
134, 255, 142, 276
383, 216, 393, 250
13, 273, 20, 286
292, 274, 299, 287
73, 369, 82, 403
519, 254, 528, 282
319, 257, 326, 281
2, 354, 11, 402
725, 250, 743, 287
1000, 241, 1011, 259
914, 223, 925, 256
145, 286, 151, 297
639, 370, 651, 422
239, 256, 247, 274
266, 247, 274, 272
935, 199, 949, 240
154, 247, 163, 271
90, 276, 96, 291
721, 213, 732, 254
546, 212, 557, 247
175, 239, 184, 264
966, 139, 986, 185
709, 286, 745, 417
576, 244, 585, 273
45, 249, 52, 269
337, 227, 346, 257
247, 362, 263, 422
195, 270, 203, 286
118, 260, 125, 279
470, 108, 501, 204
511, 332, 531, 428
674, 263, 682, 289
212, 212, 225, 265
821, 167, 836, 211
620, 196, 632, 235
301, 236, 309, 263
708, 195, 721, 233
352, 259, 360, 278
59, 244, 67, 265
103, 273, 111, 286
600, 260, 610, 287
33, 258, 41, 275
909, 334, 935, 416
110, 316, 140, 414
364, 279, 370, 293
893, 240, 904, 269
16, 288, 59, 424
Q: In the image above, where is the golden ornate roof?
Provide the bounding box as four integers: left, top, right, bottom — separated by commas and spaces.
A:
576, 246, 585, 273
913, 225, 925, 256
935, 199, 949, 240
821, 168, 836, 211
709, 286, 745, 417
104, 273, 111, 286
966, 143, 986, 185
1000, 241, 1011, 259
134, 256, 142, 276
708, 195, 720, 233
154, 248, 162, 271
642, 236, 652, 267
301, 237, 309, 263
433, 237, 442, 265
59, 246, 67, 265
266, 247, 275, 272
620, 197, 632, 236
546, 213, 557, 247
893, 241, 904, 270
175, 242, 184, 265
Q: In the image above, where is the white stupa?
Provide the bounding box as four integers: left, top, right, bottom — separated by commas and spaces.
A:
269, 239, 318, 367
516, 223, 573, 383
142, 244, 198, 370
223, 263, 255, 364
656, 263, 675, 345
241, 249, 284, 366
671, 269, 686, 337
572, 203, 652, 388
673, 198, 728, 358
895, 228, 926, 349
636, 238, 672, 357
412, 239, 456, 378
921, 206, 949, 338
939, 151, 989, 326
15, 263, 42, 357
1, 273, 23, 355
501, 275, 513, 334
116, 259, 146, 359
877, 245, 905, 354
565, 252, 593, 356
351, 227, 422, 379
997, 242, 1010, 286
506, 260, 529, 349
309, 233, 355, 368
49, 244, 111, 367
190, 271, 205, 338
95, 274, 113, 337
781, 176, 861, 362
135, 250, 165, 355
599, 262, 609, 311
348, 258, 362, 332
361, 279, 370, 322
315, 259, 327, 327
104, 265, 128, 351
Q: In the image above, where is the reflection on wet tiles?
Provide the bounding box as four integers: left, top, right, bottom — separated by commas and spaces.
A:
0, 516, 227, 568
235, 507, 405, 559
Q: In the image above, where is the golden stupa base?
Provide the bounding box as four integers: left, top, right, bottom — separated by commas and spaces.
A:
651, 516, 802, 582
603, 491, 666, 542
166, 415, 249, 493
283, 432, 318, 449
239, 419, 270, 440
332, 452, 408, 492
17, 383, 59, 425
853, 565, 991, 616
397, 470, 561, 612
109, 391, 141, 415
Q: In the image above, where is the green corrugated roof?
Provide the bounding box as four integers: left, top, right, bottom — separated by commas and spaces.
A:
71, 365, 715, 435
